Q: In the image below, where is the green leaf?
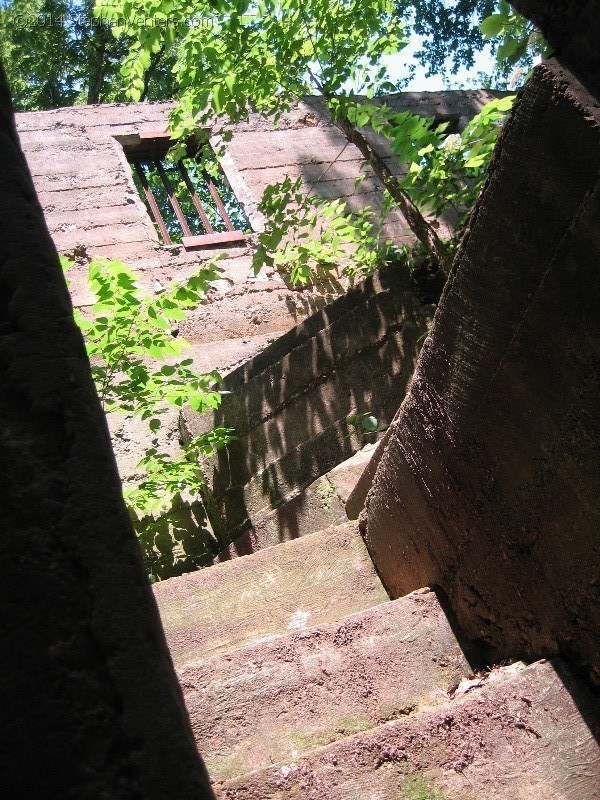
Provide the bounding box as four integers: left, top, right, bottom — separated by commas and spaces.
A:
188, 395, 206, 412
361, 414, 379, 432
138, 49, 151, 71
497, 36, 519, 63
480, 13, 507, 40
161, 307, 186, 321
495, 96, 516, 112
213, 83, 225, 113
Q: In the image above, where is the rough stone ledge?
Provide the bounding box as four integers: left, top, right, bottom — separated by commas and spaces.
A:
179, 589, 469, 782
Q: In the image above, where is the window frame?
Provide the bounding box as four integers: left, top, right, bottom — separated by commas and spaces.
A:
124, 130, 249, 250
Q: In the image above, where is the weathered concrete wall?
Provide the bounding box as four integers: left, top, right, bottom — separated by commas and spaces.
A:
0, 65, 214, 798
15, 90, 498, 379
15, 100, 345, 422
14, 91, 496, 574
182, 265, 433, 548
362, 59, 600, 683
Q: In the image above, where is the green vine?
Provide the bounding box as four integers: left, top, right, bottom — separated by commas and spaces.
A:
253, 96, 515, 286
62, 256, 235, 578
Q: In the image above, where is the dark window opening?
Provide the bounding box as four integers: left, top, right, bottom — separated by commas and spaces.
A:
433, 115, 463, 135
125, 132, 251, 248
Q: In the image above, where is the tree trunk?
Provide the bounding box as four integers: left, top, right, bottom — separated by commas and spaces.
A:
86, 30, 109, 105
511, 0, 600, 96
362, 59, 600, 683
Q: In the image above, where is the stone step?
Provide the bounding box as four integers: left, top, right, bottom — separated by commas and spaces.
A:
209, 417, 376, 538
217, 658, 600, 800
179, 588, 470, 782
214, 473, 347, 561
215, 443, 378, 561
209, 316, 417, 490
153, 522, 389, 670
205, 267, 412, 393
186, 317, 412, 504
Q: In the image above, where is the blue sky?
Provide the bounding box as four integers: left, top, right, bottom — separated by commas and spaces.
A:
384, 35, 498, 92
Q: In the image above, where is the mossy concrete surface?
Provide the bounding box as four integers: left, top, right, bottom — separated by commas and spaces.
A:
218, 660, 600, 800
153, 522, 389, 668
178, 589, 469, 781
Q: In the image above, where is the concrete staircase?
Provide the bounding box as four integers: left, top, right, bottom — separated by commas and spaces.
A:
181, 266, 432, 549
212, 441, 378, 562
153, 521, 600, 799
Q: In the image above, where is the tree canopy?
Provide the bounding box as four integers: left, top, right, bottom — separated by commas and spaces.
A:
1, 0, 543, 273
0, 0, 177, 108
1, 0, 543, 111
98, 0, 522, 274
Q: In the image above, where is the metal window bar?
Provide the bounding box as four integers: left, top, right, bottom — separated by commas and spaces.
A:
203, 170, 236, 232
177, 161, 215, 235
154, 159, 192, 237
131, 137, 247, 246
133, 161, 173, 245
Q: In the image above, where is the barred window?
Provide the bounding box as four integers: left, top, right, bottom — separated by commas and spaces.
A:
125, 132, 250, 249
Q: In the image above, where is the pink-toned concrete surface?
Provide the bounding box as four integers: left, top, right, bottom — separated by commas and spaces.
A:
219, 660, 600, 800
178, 589, 469, 781
14, 92, 496, 504
153, 522, 389, 668
15, 91, 497, 364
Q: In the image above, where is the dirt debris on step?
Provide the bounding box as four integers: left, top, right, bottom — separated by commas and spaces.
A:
217, 659, 600, 800
179, 588, 470, 781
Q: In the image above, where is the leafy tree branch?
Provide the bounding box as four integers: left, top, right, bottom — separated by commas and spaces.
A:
62, 256, 235, 575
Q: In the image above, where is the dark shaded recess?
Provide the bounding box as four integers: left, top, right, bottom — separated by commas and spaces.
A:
410, 260, 448, 305
430, 585, 494, 672
363, 59, 600, 686
0, 63, 214, 799
551, 659, 600, 747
